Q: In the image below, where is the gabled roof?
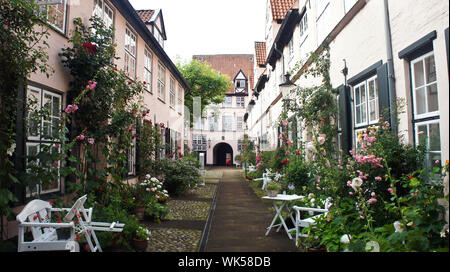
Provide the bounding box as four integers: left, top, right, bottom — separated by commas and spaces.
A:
111, 0, 189, 90
136, 9, 167, 40
193, 54, 255, 94
136, 9, 156, 23
270, 0, 296, 21
254, 42, 267, 67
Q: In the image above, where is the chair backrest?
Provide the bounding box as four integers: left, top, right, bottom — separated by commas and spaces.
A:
63, 195, 87, 222
324, 197, 333, 210
16, 199, 53, 240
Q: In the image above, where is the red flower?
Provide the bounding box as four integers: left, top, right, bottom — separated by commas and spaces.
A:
57, 220, 62, 223
132, 110, 137, 115
409, 174, 413, 180
177, 146, 181, 150
178, 152, 184, 158
143, 81, 147, 85
75, 234, 81, 240
160, 122, 165, 128
82, 42, 97, 55
142, 113, 146, 117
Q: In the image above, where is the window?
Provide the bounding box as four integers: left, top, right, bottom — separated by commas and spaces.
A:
236, 97, 245, 107
222, 116, 233, 131
128, 128, 136, 176
192, 134, 206, 151
299, 12, 308, 38
42, 0, 67, 33
235, 79, 246, 89
288, 38, 294, 61
223, 97, 232, 107
169, 77, 175, 107
124, 27, 137, 79
154, 29, 164, 48
353, 76, 378, 127
238, 139, 244, 151
177, 85, 183, 112
157, 62, 166, 101
26, 85, 62, 196
209, 116, 218, 131
144, 48, 152, 92
237, 116, 244, 131
93, 0, 114, 29
411, 52, 439, 119
411, 52, 441, 169
415, 121, 441, 169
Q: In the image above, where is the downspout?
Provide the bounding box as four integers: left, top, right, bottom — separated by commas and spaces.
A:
382, 0, 397, 134
273, 43, 285, 77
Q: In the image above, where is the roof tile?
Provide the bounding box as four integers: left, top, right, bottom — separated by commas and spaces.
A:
193, 54, 255, 93
136, 9, 155, 23
270, 0, 296, 21
254, 42, 266, 66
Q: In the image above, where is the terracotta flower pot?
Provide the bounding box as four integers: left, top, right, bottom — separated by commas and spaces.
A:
132, 237, 148, 252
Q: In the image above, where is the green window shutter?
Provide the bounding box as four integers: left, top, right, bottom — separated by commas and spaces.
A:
165, 128, 171, 155
339, 85, 352, 154
376, 63, 391, 122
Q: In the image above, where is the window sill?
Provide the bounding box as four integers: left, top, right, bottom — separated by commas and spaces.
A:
157, 97, 166, 104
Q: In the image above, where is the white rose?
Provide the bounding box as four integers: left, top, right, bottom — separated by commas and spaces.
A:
340, 234, 352, 244
393, 221, 404, 233
151, 177, 158, 182
351, 177, 363, 191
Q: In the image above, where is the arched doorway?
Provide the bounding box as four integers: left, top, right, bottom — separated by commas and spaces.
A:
213, 142, 233, 166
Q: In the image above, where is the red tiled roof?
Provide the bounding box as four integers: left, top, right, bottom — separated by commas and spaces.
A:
136, 9, 155, 23
193, 54, 255, 93
254, 42, 266, 66
270, 0, 296, 21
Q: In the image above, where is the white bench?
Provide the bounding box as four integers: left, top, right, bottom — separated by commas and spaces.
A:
17, 195, 124, 252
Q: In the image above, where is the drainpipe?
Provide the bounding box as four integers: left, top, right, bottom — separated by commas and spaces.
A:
382, 0, 397, 134
273, 43, 286, 78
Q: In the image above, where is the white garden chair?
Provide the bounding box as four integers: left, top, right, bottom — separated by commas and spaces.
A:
292, 197, 333, 246
17, 195, 124, 252
247, 164, 256, 172
254, 169, 273, 190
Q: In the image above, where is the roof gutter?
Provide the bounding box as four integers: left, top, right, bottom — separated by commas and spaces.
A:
382, 0, 397, 133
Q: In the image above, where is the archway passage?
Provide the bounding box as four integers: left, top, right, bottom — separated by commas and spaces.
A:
213, 143, 233, 166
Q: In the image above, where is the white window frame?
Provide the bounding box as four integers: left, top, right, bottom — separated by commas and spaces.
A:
299, 11, 308, 39
222, 115, 233, 131
223, 97, 232, 107
236, 96, 245, 107
353, 75, 378, 127
157, 62, 166, 101
43, 0, 67, 33
25, 86, 63, 197
410, 51, 439, 120
169, 77, 175, 107
93, 0, 114, 29
177, 85, 183, 112
415, 119, 441, 169
128, 129, 136, 176
236, 116, 244, 131
124, 27, 137, 79
144, 48, 153, 92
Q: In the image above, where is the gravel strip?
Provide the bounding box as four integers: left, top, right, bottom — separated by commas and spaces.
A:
146, 228, 202, 252
165, 200, 212, 220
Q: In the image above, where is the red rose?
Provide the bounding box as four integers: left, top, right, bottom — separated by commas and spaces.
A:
82, 42, 97, 55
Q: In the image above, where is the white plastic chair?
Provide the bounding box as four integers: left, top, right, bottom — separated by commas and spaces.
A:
17, 195, 124, 252
292, 197, 333, 246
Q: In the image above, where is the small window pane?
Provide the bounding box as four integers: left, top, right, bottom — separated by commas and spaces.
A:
413, 61, 425, 87
427, 84, 439, 112
429, 123, 440, 151
414, 87, 426, 115
425, 56, 436, 84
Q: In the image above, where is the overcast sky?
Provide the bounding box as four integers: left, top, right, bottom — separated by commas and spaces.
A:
129, 0, 266, 64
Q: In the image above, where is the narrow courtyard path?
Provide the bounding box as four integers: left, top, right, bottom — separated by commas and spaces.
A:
205, 168, 298, 252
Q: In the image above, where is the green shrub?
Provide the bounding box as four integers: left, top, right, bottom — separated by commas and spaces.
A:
156, 158, 201, 196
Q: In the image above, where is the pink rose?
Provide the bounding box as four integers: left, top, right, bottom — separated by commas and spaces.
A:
375, 176, 382, 181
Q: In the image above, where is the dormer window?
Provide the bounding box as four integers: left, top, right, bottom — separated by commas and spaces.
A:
234, 70, 248, 93
154, 29, 164, 48
236, 80, 246, 89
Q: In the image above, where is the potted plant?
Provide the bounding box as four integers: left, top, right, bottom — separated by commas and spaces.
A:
131, 224, 151, 252
266, 182, 282, 197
